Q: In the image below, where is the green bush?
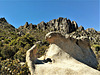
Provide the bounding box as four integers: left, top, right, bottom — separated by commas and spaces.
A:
1, 45, 14, 59
14, 48, 27, 62
36, 41, 49, 57
9, 33, 35, 48
24, 44, 31, 50
1, 45, 18, 59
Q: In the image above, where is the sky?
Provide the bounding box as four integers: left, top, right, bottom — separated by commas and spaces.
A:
0, 0, 99, 31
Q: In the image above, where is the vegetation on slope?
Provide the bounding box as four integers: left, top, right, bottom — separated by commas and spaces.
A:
0, 18, 49, 74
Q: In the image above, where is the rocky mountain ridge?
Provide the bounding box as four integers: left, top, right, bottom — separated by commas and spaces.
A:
18, 17, 78, 34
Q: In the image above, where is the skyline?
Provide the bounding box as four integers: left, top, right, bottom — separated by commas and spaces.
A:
0, 0, 99, 31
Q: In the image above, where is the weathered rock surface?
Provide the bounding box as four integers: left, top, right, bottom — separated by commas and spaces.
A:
26, 32, 100, 75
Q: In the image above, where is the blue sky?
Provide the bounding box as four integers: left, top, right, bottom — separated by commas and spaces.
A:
0, 0, 99, 31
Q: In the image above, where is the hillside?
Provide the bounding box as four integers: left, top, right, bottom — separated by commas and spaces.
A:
0, 17, 100, 75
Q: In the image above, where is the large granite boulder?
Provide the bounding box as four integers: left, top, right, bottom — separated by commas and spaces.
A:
26, 32, 100, 75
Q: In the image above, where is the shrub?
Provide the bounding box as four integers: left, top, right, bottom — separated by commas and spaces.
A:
1, 45, 14, 59
14, 48, 27, 62
24, 44, 31, 50
0, 59, 30, 75
1, 45, 18, 59
36, 41, 49, 57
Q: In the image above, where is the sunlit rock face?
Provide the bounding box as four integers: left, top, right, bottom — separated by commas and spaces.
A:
26, 32, 100, 75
